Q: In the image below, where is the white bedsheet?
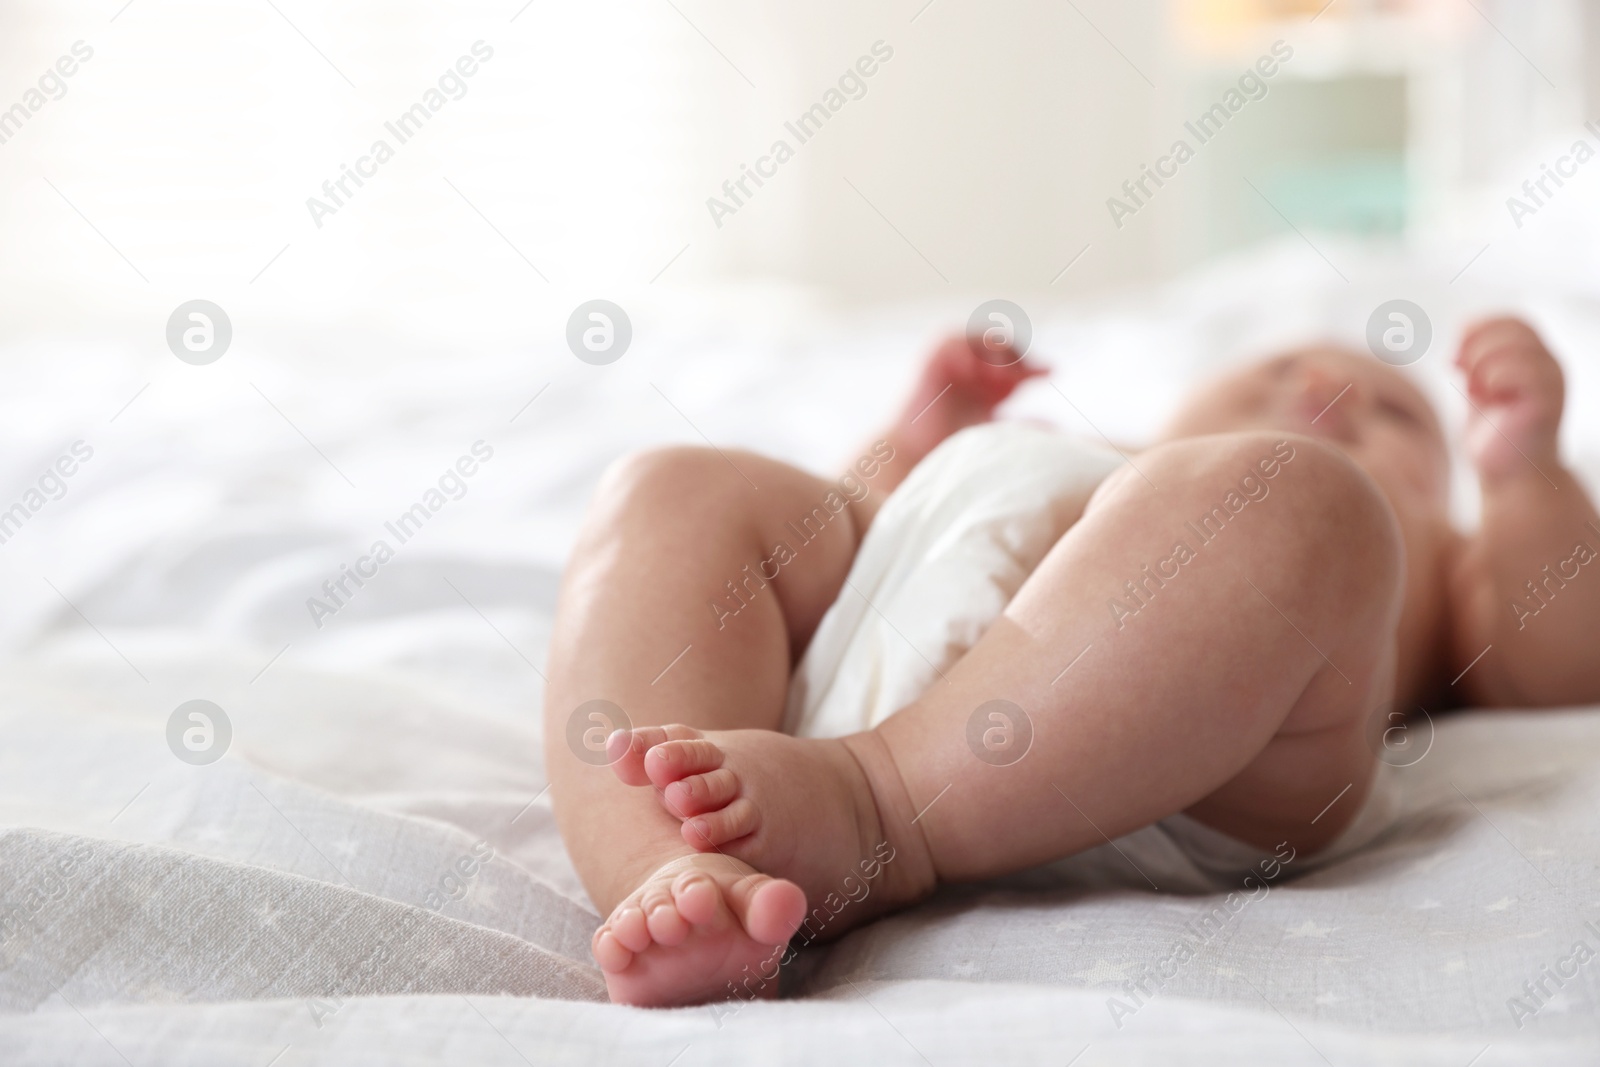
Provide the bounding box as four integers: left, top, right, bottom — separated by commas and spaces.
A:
3, 237, 1600, 1063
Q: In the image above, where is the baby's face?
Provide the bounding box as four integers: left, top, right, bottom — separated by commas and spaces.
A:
1160, 347, 1450, 520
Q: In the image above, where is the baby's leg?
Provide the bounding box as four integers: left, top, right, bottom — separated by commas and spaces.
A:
545, 446, 870, 1005
618, 433, 1402, 958
876, 431, 1403, 879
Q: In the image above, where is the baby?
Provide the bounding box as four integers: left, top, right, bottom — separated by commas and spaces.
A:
544, 317, 1600, 1007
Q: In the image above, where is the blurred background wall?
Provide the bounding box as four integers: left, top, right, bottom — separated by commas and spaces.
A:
0, 0, 1595, 346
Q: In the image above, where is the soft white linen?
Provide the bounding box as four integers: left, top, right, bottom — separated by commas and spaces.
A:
3, 238, 1600, 1063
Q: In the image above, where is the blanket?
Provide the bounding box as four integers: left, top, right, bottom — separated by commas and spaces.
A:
3, 238, 1600, 1062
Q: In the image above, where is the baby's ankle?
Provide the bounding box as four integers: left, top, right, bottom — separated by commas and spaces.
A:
838, 731, 940, 913
589, 834, 702, 917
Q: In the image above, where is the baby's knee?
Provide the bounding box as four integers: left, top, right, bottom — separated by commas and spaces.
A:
1248, 434, 1403, 606
1099, 432, 1402, 612
1240, 434, 1402, 623
597, 446, 746, 515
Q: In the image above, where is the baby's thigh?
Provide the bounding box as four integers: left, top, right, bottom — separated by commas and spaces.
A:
1184, 711, 1382, 857
1177, 561, 1397, 855
1082, 434, 1400, 853
912, 433, 1402, 861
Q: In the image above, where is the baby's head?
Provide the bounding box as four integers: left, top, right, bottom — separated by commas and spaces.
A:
1159, 346, 1450, 529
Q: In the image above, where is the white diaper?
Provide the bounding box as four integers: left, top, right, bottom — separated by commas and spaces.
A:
785, 421, 1402, 886
1154, 762, 1405, 883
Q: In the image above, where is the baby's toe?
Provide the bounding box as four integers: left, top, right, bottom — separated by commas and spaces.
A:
645, 737, 725, 790
608, 905, 652, 953
607, 725, 701, 786
727, 874, 807, 946
683, 796, 759, 849
671, 869, 723, 926
640, 882, 690, 946
592, 928, 634, 973
663, 767, 740, 818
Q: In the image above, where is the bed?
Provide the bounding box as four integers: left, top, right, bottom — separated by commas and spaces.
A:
3, 235, 1599, 1064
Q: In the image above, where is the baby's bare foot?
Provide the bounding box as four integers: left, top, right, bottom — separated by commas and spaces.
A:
606, 726, 935, 956
591, 851, 806, 1007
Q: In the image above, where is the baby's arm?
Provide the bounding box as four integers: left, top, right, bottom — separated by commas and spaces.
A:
851, 334, 1045, 529
1449, 318, 1600, 707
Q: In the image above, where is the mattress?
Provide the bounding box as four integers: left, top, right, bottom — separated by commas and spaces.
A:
3, 236, 1600, 1063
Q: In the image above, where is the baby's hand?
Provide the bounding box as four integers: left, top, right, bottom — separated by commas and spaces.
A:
878, 334, 1049, 479
1455, 317, 1565, 481
931, 333, 1049, 408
